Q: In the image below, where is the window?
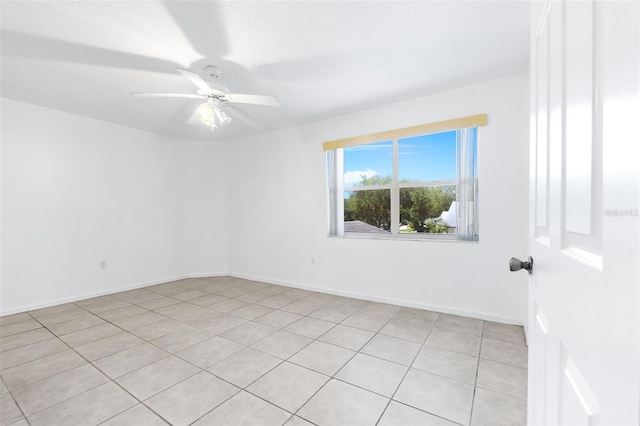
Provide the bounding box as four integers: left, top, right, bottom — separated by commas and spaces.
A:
325, 114, 485, 241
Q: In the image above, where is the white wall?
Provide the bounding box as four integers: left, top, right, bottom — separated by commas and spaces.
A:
1, 74, 529, 323
227, 74, 530, 324
0, 99, 228, 314
185, 141, 229, 275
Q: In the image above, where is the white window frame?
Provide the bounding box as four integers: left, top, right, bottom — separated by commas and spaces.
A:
325, 114, 485, 241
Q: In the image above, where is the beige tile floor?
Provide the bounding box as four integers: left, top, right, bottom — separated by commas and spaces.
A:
0, 277, 528, 426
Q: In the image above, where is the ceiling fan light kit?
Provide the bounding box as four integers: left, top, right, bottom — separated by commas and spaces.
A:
197, 103, 232, 132
197, 103, 215, 124
130, 66, 280, 133
216, 109, 232, 126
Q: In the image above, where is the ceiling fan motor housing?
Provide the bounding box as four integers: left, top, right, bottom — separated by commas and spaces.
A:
205, 65, 221, 79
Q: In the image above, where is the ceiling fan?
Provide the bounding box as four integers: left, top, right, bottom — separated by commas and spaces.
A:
131, 66, 280, 132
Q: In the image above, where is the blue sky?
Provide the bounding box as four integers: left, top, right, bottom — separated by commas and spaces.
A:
344, 130, 457, 186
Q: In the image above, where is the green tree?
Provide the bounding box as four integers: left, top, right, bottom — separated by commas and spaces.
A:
424, 219, 450, 233
344, 175, 391, 230
400, 185, 455, 232
344, 176, 455, 233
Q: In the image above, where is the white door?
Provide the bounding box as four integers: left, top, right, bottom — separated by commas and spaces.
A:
528, 1, 639, 425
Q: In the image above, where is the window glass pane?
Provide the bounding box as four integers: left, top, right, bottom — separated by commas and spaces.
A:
399, 131, 456, 182
344, 189, 391, 233
344, 141, 393, 187
399, 185, 456, 233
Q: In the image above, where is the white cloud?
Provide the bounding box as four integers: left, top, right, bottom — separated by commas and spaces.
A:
344, 169, 377, 186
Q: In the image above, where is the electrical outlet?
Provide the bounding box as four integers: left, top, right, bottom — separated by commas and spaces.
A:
100, 260, 106, 269
310, 258, 315, 266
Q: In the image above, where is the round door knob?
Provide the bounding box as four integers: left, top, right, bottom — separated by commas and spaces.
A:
509, 256, 533, 273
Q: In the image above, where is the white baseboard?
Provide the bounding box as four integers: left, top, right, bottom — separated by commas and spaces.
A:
1, 271, 237, 316
0, 274, 190, 316
187, 272, 228, 278
522, 320, 529, 345
2, 271, 526, 328
229, 272, 525, 327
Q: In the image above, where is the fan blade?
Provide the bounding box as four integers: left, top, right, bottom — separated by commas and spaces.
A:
176, 67, 216, 93
223, 93, 280, 107
226, 105, 264, 129
131, 92, 206, 99
187, 104, 208, 125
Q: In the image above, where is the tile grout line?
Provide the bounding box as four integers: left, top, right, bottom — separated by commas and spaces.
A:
374, 316, 440, 426
1, 375, 31, 426
15, 301, 213, 424
99, 285, 334, 424
2, 277, 527, 425
141, 281, 321, 424
6, 313, 138, 424
468, 321, 489, 425
203, 297, 386, 423
58, 316, 214, 425
287, 315, 393, 424
7, 301, 406, 423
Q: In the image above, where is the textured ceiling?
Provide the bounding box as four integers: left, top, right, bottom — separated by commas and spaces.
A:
1, 1, 530, 141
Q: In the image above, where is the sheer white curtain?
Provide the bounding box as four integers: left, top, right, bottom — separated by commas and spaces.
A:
456, 127, 479, 241
326, 149, 344, 236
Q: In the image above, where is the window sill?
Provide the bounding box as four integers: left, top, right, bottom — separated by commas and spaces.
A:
328, 233, 478, 243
